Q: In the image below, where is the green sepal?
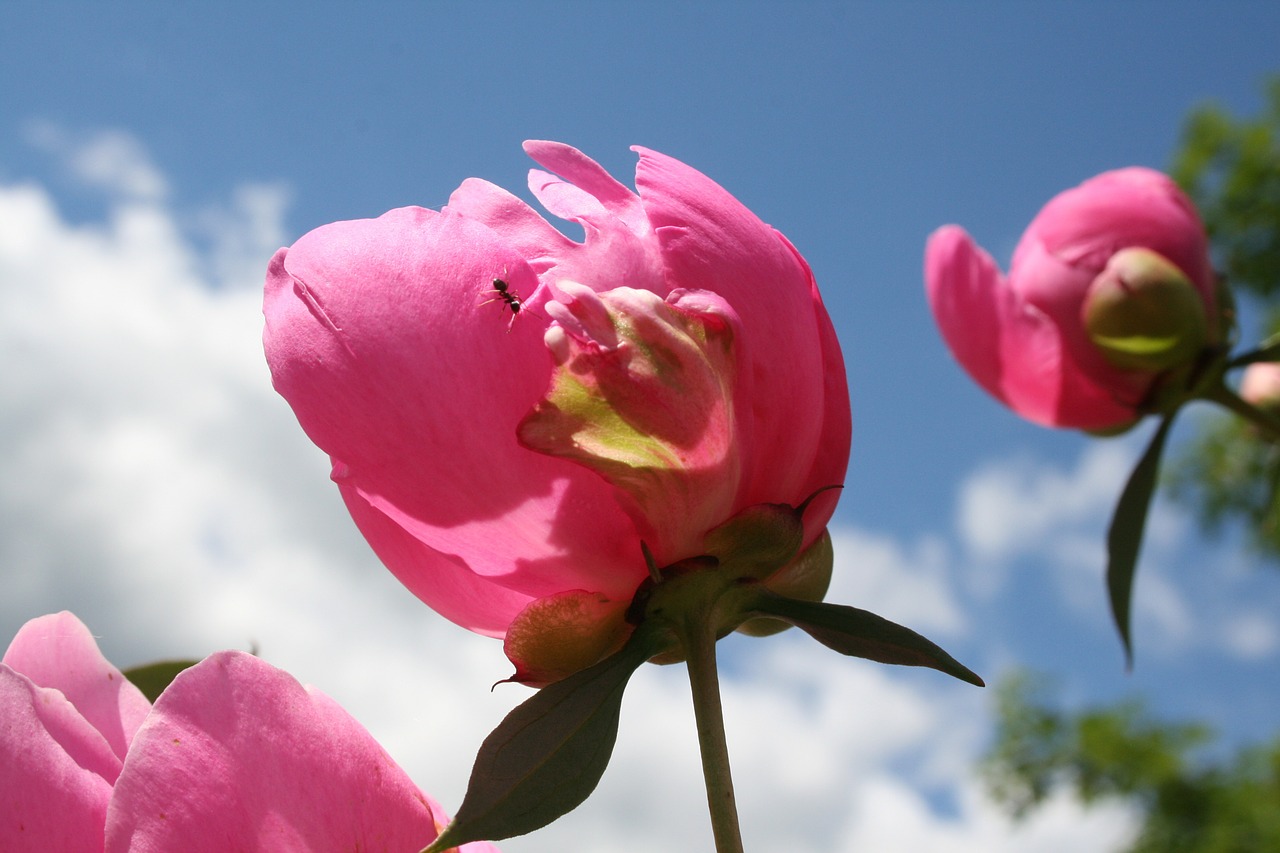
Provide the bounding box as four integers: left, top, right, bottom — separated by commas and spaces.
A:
423, 620, 674, 852
122, 659, 200, 703
702, 501, 805, 581
736, 529, 834, 637
746, 588, 984, 687
1106, 411, 1178, 668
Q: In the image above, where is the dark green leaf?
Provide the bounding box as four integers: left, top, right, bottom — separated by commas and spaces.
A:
122, 659, 200, 703
748, 589, 984, 687
425, 622, 671, 851
1106, 413, 1178, 668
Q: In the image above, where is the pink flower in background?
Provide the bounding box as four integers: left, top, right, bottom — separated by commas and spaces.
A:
925, 168, 1218, 431
263, 142, 850, 683
1240, 361, 1280, 412
1, 612, 495, 853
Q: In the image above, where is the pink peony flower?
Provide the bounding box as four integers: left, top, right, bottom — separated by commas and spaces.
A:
1, 612, 495, 852
925, 168, 1218, 431
263, 142, 850, 683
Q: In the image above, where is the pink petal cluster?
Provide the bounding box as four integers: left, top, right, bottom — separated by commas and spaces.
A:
263, 142, 850, 664
925, 168, 1216, 430
1, 612, 494, 852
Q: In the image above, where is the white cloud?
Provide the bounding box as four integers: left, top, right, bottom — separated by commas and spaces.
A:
1220, 610, 1280, 659
827, 527, 967, 637
841, 777, 1138, 853
23, 120, 170, 201
952, 437, 1205, 648
946, 429, 1280, 672
0, 125, 1138, 852
956, 440, 1132, 571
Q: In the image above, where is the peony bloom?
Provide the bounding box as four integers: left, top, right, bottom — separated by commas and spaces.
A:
1, 612, 496, 852
264, 142, 850, 683
925, 168, 1219, 431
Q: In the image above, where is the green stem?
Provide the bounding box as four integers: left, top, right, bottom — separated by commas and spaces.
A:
679, 615, 745, 853
1205, 382, 1280, 440
1227, 335, 1280, 368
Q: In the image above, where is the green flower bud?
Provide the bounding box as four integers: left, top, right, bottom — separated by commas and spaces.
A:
1082, 247, 1208, 372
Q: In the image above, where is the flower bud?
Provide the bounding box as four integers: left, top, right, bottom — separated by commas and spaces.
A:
1241, 362, 1280, 412
502, 591, 632, 687
1082, 247, 1207, 372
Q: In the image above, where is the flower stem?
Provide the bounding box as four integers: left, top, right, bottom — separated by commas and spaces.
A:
1205, 382, 1280, 440
1227, 335, 1280, 368
679, 615, 745, 853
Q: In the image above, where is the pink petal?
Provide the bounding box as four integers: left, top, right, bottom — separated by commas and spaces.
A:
783, 232, 852, 538
927, 226, 1141, 430
524, 141, 651, 236
1018, 168, 1215, 304
445, 177, 580, 290
631, 146, 837, 517
927, 226, 1063, 426
1, 666, 116, 851
3, 611, 150, 763
263, 209, 646, 627
105, 652, 471, 853
338, 483, 535, 637
520, 142, 668, 297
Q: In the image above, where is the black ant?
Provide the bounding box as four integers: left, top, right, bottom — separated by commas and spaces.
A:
482, 275, 523, 330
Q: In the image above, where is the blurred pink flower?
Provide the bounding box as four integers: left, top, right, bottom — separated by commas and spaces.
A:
263, 142, 850, 682
1240, 361, 1280, 411
926, 168, 1217, 431
1, 612, 495, 853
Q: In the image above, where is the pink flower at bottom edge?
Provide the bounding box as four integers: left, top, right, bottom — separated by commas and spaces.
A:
1, 612, 495, 853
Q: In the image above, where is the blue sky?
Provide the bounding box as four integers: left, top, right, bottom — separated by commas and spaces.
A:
3, 3, 1279, 850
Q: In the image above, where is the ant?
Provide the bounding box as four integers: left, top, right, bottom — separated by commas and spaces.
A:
482, 275, 523, 330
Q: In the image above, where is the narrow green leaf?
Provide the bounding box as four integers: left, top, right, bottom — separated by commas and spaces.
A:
1106, 413, 1178, 668
749, 589, 984, 687
425, 622, 671, 851
122, 659, 200, 703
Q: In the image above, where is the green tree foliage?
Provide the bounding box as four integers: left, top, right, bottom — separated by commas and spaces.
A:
1167, 77, 1280, 559
1166, 412, 1280, 556
984, 674, 1280, 853
1172, 77, 1280, 304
